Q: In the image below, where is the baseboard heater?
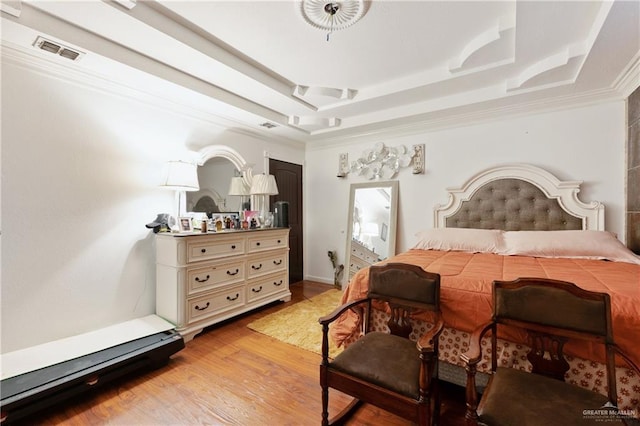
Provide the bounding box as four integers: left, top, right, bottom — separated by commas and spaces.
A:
0, 330, 184, 424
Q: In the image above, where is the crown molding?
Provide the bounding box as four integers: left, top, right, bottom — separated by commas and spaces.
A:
613, 51, 640, 98
0, 0, 21, 17
3, 38, 631, 153
305, 87, 622, 151
1, 42, 305, 149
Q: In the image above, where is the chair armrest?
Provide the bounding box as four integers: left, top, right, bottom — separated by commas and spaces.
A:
459, 321, 493, 366
318, 298, 369, 326
416, 318, 445, 352
613, 344, 640, 376
460, 321, 493, 424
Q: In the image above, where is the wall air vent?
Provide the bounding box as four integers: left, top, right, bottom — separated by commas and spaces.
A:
33, 36, 84, 61
39, 40, 60, 54
59, 49, 80, 61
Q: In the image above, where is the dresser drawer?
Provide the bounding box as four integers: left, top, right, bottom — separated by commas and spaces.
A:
246, 272, 288, 303
187, 236, 245, 263
247, 231, 288, 253
186, 286, 245, 324
247, 250, 288, 279
350, 256, 373, 275
187, 259, 246, 295
351, 246, 378, 263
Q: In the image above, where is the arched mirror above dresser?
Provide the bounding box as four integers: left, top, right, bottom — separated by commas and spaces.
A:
186, 145, 254, 216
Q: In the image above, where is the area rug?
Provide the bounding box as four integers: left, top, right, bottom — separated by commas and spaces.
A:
247, 289, 344, 358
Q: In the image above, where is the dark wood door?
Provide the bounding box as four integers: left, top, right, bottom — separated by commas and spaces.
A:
269, 159, 303, 283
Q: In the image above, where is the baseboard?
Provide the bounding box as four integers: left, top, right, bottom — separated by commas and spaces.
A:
303, 275, 334, 285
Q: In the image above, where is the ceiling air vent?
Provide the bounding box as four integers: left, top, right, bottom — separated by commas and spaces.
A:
59, 48, 80, 61
33, 36, 84, 61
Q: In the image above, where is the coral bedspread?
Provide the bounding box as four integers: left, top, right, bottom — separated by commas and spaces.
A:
332, 249, 640, 368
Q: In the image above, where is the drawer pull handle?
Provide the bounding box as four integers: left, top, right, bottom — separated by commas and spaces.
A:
273, 259, 282, 266
231, 245, 236, 249
195, 275, 210, 283
201, 248, 207, 253
227, 293, 239, 301
252, 263, 263, 270
227, 269, 239, 276
195, 302, 210, 311
252, 286, 263, 293
277, 240, 281, 243
256, 242, 261, 246
274, 280, 283, 286
86, 375, 100, 386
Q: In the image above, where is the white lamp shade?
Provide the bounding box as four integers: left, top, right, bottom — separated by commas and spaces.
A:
228, 176, 250, 196
160, 161, 199, 191
250, 174, 279, 195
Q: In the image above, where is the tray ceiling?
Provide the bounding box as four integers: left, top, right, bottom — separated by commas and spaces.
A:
1, 0, 639, 146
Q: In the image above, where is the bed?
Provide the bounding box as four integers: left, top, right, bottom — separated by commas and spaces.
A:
331, 164, 640, 414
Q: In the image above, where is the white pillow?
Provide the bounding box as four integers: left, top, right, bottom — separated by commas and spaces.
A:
413, 228, 504, 253
501, 230, 640, 265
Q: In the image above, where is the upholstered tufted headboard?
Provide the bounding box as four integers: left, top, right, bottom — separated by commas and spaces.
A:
434, 164, 604, 231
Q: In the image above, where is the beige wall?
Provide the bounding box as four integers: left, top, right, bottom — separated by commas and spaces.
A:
627, 86, 640, 253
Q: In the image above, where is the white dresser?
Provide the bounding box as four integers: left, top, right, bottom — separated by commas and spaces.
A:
156, 228, 290, 341
348, 240, 380, 280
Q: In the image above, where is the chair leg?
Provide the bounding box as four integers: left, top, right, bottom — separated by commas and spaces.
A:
432, 380, 441, 426
464, 363, 479, 426
321, 384, 329, 426
329, 398, 363, 426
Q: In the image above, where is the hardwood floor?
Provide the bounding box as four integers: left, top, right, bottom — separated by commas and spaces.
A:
14, 281, 468, 425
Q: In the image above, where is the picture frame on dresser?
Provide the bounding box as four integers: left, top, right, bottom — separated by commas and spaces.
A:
224, 212, 240, 222
243, 210, 259, 224
179, 217, 193, 232
210, 212, 240, 230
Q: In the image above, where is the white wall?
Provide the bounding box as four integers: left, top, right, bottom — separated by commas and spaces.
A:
1, 51, 626, 353
304, 102, 626, 284
1, 58, 304, 353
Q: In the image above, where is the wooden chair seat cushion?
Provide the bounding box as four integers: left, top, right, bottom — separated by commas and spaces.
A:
329, 332, 420, 399
479, 367, 623, 426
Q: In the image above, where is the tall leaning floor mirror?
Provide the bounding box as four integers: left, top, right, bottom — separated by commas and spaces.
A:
345, 181, 399, 285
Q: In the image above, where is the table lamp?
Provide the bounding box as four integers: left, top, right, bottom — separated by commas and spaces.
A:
228, 176, 250, 211
160, 160, 199, 221
250, 174, 278, 225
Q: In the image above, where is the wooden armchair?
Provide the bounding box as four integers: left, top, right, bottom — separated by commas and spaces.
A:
319, 263, 444, 426
461, 278, 640, 426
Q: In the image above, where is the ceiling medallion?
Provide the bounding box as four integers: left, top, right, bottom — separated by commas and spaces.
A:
300, 0, 367, 37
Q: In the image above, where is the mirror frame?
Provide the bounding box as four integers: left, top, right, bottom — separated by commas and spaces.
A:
195, 145, 254, 188
181, 145, 255, 214
345, 180, 399, 286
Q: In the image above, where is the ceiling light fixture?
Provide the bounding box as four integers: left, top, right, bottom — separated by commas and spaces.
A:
325, 2, 338, 41
300, 0, 367, 41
